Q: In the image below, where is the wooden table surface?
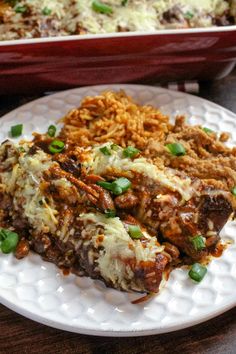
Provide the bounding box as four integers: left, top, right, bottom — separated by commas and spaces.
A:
0, 71, 236, 354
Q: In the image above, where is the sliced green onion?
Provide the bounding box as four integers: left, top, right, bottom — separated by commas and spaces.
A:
18, 146, 25, 153
112, 177, 132, 195
0, 229, 19, 254
97, 177, 132, 195
97, 181, 113, 190
99, 146, 111, 156
191, 235, 205, 251
104, 209, 116, 218
122, 0, 128, 5
202, 127, 214, 134
11, 124, 23, 138
92, 1, 113, 14
15, 5, 27, 13
166, 143, 186, 156
189, 263, 207, 283
111, 143, 119, 151
47, 125, 57, 137
128, 225, 143, 239
184, 11, 194, 19
123, 146, 140, 158
49, 140, 65, 154
42, 7, 52, 15
231, 186, 236, 196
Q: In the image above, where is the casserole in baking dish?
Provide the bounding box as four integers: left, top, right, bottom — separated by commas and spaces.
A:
0, 1, 236, 93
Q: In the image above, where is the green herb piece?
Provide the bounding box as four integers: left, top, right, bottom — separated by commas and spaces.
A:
111, 177, 132, 195
122, 0, 128, 5
111, 143, 119, 151
123, 146, 140, 158
97, 181, 113, 190
231, 186, 236, 196
11, 124, 23, 138
100, 146, 111, 156
202, 127, 214, 134
15, 5, 27, 13
166, 143, 186, 156
47, 125, 57, 137
189, 263, 207, 282
105, 209, 116, 218
18, 146, 25, 153
128, 225, 143, 239
0, 229, 19, 254
97, 177, 132, 195
42, 7, 52, 15
49, 140, 65, 154
184, 11, 194, 20
191, 235, 205, 251
92, 1, 113, 14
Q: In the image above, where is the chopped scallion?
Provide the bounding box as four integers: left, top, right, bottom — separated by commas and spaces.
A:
189, 263, 207, 282
15, 5, 27, 13
92, 1, 113, 14
191, 235, 205, 251
49, 140, 65, 154
47, 125, 56, 137
0, 229, 19, 254
123, 146, 140, 158
100, 146, 111, 156
128, 225, 143, 239
202, 127, 214, 134
97, 177, 132, 195
105, 209, 116, 218
231, 186, 236, 196
166, 143, 186, 156
11, 124, 23, 138
42, 7, 52, 15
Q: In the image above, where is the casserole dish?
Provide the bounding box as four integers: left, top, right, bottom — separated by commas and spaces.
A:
0, 26, 236, 94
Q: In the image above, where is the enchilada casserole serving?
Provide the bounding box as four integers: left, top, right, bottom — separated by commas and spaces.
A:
0, 0, 236, 41
0, 91, 235, 300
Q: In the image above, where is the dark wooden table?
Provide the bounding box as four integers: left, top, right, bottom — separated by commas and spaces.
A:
0, 71, 236, 354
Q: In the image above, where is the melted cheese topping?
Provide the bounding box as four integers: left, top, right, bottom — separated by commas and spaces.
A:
85, 143, 195, 201
80, 213, 164, 289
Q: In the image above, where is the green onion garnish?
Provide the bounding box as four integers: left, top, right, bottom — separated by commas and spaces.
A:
122, 0, 128, 5
191, 235, 205, 251
123, 146, 140, 158
111, 143, 119, 151
47, 125, 57, 137
105, 209, 116, 218
92, 1, 113, 14
189, 263, 207, 282
112, 177, 132, 195
202, 127, 214, 134
11, 124, 23, 138
0, 229, 19, 254
97, 177, 132, 196
15, 5, 27, 13
49, 140, 65, 154
100, 146, 111, 156
42, 7, 52, 15
184, 11, 194, 19
166, 143, 186, 156
231, 186, 236, 196
128, 225, 143, 239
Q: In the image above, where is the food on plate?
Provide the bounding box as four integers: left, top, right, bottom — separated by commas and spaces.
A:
0, 90, 235, 300
0, 0, 235, 41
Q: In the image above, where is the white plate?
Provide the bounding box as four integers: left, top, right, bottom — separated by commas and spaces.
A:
0, 84, 236, 336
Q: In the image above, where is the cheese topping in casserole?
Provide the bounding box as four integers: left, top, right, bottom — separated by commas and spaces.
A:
0, 0, 235, 41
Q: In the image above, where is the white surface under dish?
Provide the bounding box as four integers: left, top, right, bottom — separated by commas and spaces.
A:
0, 84, 235, 336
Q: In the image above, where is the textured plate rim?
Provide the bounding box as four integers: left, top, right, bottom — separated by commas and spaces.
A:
0, 84, 235, 336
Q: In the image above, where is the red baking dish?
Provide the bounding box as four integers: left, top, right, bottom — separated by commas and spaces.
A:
0, 26, 236, 94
